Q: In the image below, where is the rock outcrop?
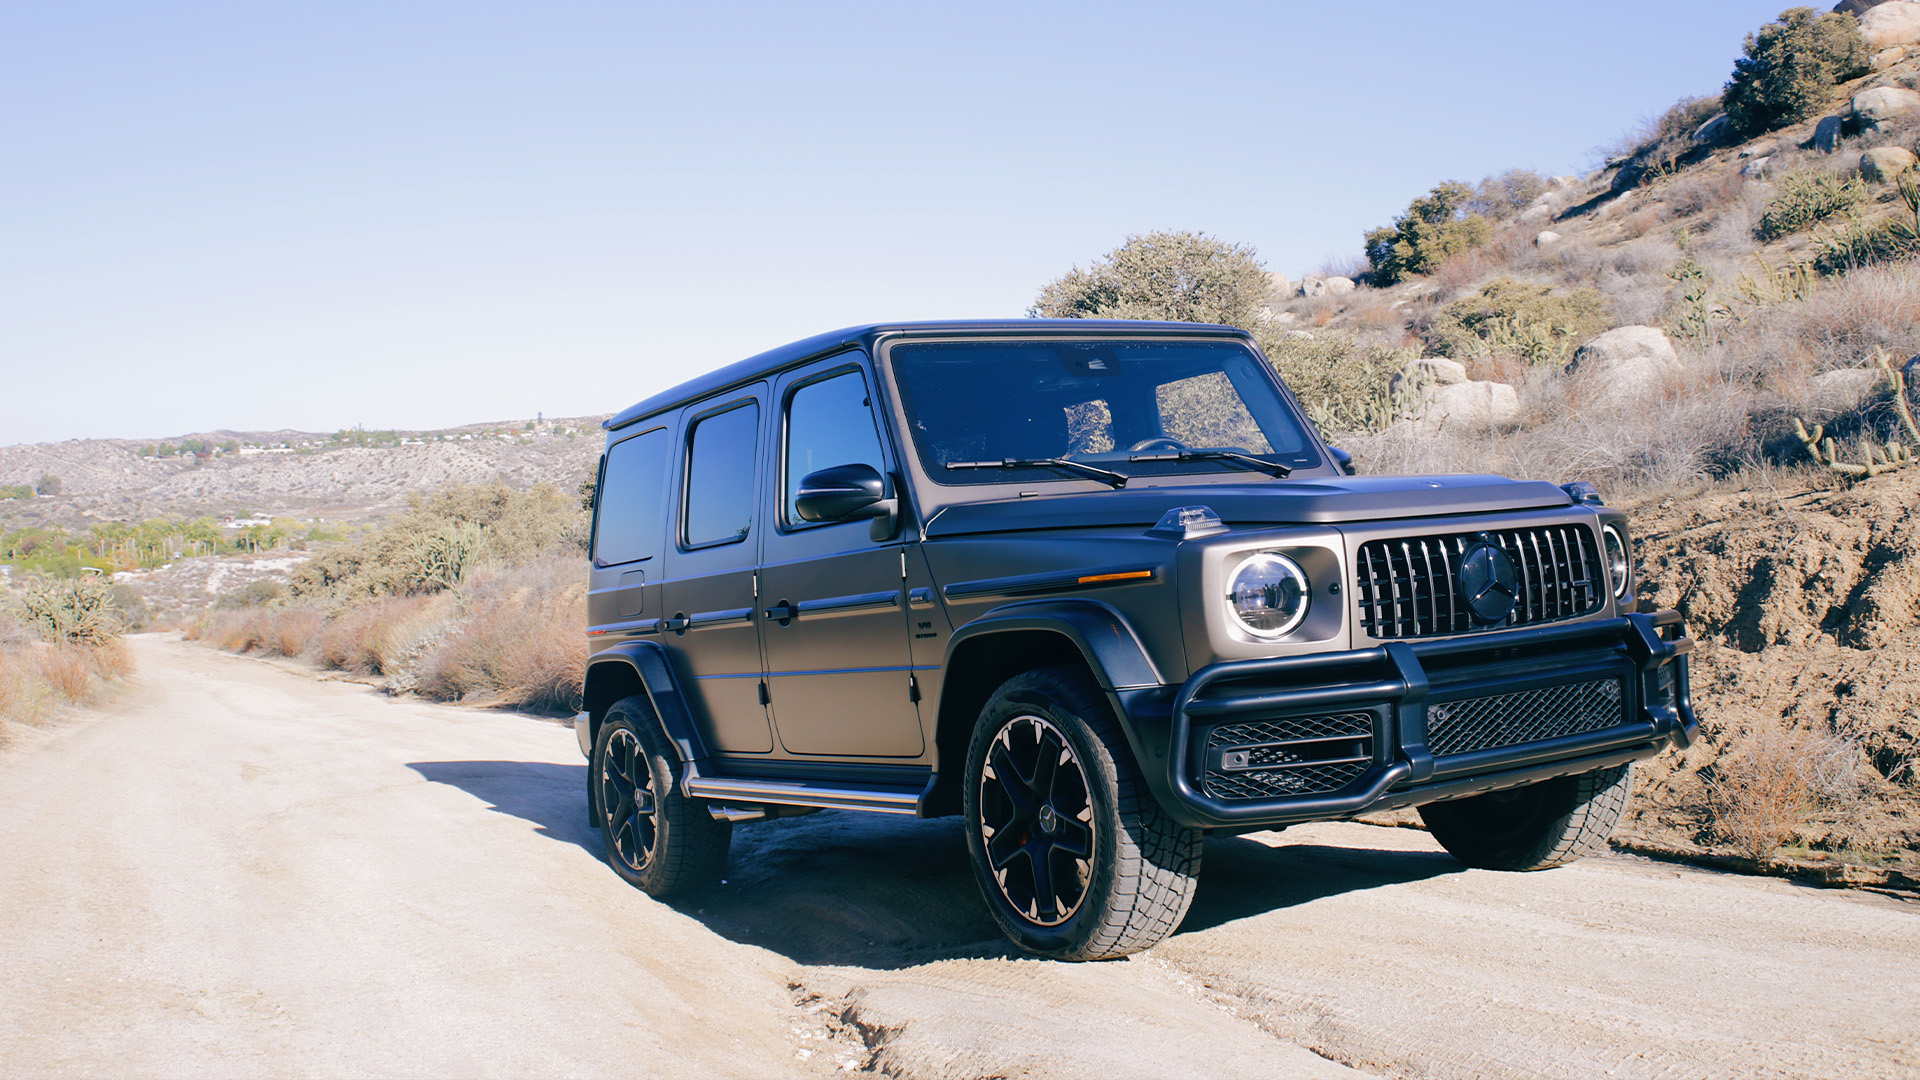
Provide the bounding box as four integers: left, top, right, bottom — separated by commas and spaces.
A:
1862, 145, 1918, 181
1567, 326, 1683, 397
1858, 0, 1920, 51
1814, 114, 1847, 153
1851, 85, 1920, 127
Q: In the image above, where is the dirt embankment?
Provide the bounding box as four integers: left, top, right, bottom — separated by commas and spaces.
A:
1619, 468, 1920, 878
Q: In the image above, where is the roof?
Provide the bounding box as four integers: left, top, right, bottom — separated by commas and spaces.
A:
602, 318, 1250, 431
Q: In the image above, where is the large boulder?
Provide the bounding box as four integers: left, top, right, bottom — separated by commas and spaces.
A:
1266, 271, 1292, 301
1809, 368, 1886, 411
1862, 145, 1918, 181
1567, 326, 1683, 397
1416, 382, 1522, 431
1814, 114, 1847, 153
1851, 86, 1920, 126
1518, 202, 1555, 225
1535, 230, 1562, 246
1859, 0, 1920, 50
1742, 156, 1774, 179
1299, 275, 1355, 298
1692, 112, 1732, 146
1389, 357, 1469, 398
1872, 44, 1911, 69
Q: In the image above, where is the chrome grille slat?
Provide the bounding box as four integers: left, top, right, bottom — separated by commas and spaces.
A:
1356, 524, 1605, 640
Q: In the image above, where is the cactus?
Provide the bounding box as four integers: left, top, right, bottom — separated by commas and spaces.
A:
1794, 348, 1920, 477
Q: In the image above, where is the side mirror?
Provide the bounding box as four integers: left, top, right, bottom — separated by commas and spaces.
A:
795, 463, 898, 539
1328, 446, 1357, 476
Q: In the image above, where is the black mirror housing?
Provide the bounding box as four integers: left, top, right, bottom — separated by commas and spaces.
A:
795, 463, 896, 536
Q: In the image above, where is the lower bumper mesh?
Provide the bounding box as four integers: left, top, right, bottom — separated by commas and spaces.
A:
1201, 712, 1374, 801
1426, 678, 1625, 758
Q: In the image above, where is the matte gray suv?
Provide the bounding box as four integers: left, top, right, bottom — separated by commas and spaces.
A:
577, 320, 1697, 960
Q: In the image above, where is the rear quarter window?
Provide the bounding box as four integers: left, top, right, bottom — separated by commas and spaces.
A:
594, 426, 670, 566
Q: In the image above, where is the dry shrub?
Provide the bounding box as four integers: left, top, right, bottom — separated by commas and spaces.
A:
1706, 721, 1872, 859
316, 595, 448, 676
35, 644, 100, 705
266, 607, 324, 658
415, 558, 585, 713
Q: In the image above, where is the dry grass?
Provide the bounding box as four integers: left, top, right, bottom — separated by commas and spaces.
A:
0, 615, 133, 733
1705, 719, 1874, 859
415, 558, 585, 713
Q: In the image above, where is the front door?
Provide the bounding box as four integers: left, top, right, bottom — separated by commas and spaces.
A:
758, 357, 923, 757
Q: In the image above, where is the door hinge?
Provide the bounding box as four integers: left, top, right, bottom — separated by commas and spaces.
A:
757, 681, 770, 706
900, 548, 908, 579
908, 674, 920, 703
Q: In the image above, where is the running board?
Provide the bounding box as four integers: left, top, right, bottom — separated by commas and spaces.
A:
683, 773, 926, 815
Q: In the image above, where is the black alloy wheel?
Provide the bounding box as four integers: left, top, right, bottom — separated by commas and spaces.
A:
963, 666, 1201, 961
591, 697, 731, 897
977, 714, 1096, 927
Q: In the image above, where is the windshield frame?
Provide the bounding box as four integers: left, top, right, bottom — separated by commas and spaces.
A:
882, 332, 1332, 492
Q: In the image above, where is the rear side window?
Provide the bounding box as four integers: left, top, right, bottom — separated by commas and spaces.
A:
684, 402, 760, 547
594, 427, 670, 566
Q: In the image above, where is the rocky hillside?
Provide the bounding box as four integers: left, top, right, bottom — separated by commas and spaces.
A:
0, 419, 606, 528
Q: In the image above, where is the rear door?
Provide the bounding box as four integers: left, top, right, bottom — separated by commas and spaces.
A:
660, 388, 773, 754
758, 355, 923, 757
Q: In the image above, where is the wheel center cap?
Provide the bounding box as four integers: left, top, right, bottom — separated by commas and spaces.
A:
1037, 804, 1059, 834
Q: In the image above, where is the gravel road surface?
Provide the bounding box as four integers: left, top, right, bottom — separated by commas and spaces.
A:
2, 635, 1914, 1078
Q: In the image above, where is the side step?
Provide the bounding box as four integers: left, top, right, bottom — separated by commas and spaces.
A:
684, 774, 926, 816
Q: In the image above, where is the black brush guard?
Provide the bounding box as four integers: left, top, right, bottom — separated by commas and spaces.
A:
1151, 610, 1696, 829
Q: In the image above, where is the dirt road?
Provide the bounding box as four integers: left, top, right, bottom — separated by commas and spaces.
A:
2, 635, 1915, 1079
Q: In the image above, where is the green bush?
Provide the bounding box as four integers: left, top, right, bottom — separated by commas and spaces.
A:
1467, 169, 1549, 222
1756, 171, 1867, 241
0, 485, 32, 500
16, 574, 123, 645
1427, 278, 1610, 367
1724, 7, 1869, 139
1258, 332, 1413, 435
1363, 181, 1492, 286
1030, 231, 1270, 327
1813, 175, 1920, 272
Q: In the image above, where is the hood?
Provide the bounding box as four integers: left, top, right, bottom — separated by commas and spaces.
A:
920, 475, 1573, 537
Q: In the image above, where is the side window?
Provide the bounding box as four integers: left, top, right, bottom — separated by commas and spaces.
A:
593, 427, 670, 566
684, 401, 760, 547
784, 369, 886, 526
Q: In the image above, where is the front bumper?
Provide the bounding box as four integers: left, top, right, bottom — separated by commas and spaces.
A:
1143, 610, 1695, 829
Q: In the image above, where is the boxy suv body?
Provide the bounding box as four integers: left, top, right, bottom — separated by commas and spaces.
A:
578, 319, 1697, 959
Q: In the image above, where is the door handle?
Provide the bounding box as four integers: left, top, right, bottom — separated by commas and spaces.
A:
763, 601, 797, 624
662, 613, 690, 633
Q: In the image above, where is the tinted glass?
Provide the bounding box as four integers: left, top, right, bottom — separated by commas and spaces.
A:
890, 339, 1317, 484
785, 369, 885, 525
594, 427, 669, 566
684, 402, 759, 546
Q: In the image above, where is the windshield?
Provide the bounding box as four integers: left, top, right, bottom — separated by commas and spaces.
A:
889, 338, 1322, 485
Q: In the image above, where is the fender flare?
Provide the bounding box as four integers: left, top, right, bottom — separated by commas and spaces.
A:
584, 640, 713, 773
944, 598, 1164, 692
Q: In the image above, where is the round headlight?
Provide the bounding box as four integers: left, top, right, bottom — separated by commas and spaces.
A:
1603, 524, 1631, 599
1226, 553, 1310, 637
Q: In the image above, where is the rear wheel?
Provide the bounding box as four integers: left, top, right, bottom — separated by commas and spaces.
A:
592, 696, 731, 897
1419, 763, 1633, 870
963, 666, 1201, 960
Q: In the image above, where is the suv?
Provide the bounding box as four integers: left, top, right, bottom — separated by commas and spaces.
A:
577, 320, 1696, 960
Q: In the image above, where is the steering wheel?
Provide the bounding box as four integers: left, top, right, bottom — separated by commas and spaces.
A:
1129, 437, 1189, 452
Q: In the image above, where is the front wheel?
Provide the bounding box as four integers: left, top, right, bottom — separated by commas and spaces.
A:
592, 697, 731, 897
1419, 763, 1633, 870
963, 666, 1201, 960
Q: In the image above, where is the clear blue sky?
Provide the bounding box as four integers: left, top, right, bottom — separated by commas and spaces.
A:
2, 1, 1792, 443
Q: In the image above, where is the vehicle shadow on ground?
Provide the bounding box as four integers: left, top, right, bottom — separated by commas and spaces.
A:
407, 760, 601, 856
405, 760, 1466, 968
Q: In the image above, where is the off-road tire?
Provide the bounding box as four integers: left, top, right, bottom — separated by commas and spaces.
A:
963, 666, 1201, 960
1419, 762, 1633, 871
592, 696, 731, 897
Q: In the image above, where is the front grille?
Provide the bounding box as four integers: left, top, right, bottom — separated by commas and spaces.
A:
1426, 678, 1625, 757
1202, 712, 1374, 801
1356, 523, 1604, 639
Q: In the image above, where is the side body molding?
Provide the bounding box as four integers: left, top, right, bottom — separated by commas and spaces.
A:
585, 640, 713, 776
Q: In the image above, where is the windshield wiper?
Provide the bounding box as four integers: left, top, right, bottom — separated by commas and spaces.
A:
1128, 449, 1292, 478
944, 458, 1129, 489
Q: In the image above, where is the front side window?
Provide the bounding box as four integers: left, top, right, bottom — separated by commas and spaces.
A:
684, 402, 759, 547
594, 426, 669, 566
890, 339, 1318, 485
784, 368, 886, 527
